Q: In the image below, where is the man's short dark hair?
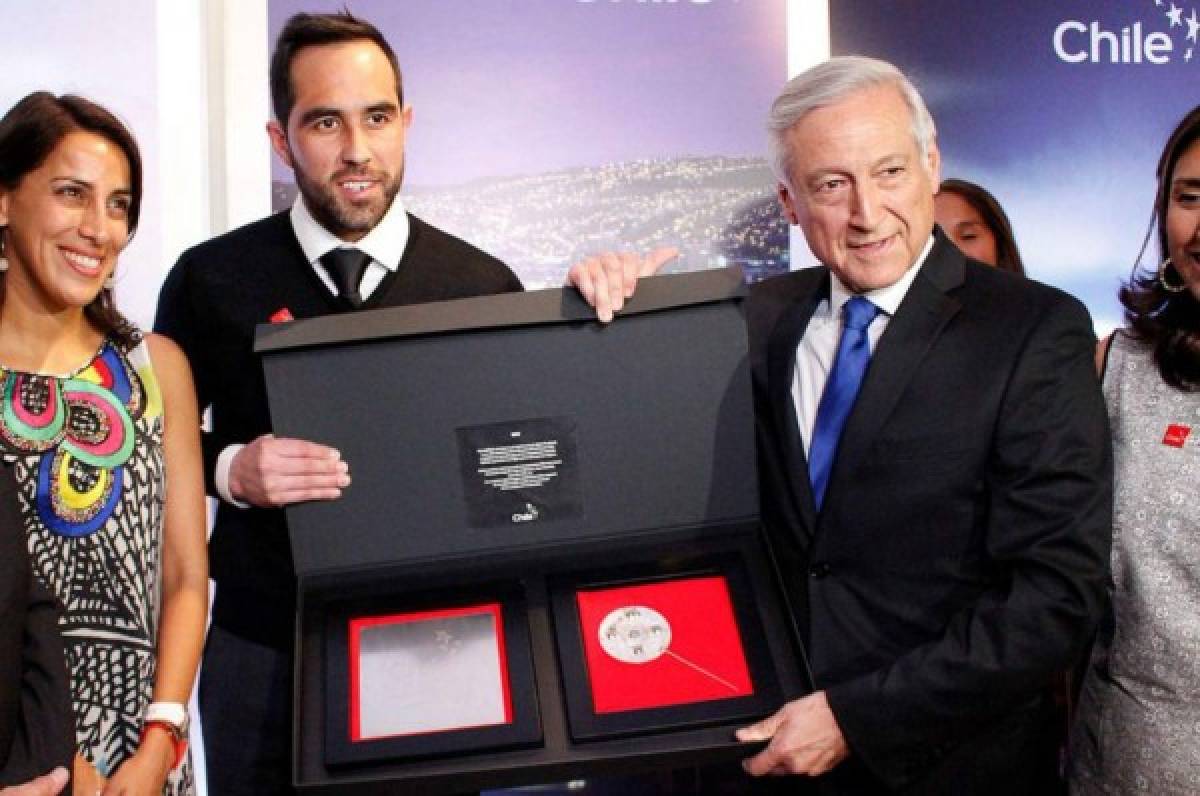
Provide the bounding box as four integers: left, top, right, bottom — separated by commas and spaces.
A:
269, 10, 404, 127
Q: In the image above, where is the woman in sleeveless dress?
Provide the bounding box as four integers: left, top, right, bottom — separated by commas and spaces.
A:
1069, 106, 1200, 794
0, 93, 207, 795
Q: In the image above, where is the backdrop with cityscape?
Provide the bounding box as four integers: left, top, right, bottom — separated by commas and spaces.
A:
269, 0, 789, 287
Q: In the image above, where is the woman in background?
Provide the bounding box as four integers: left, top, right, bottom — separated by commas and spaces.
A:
0, 92, 207, 796
1069, 105, 1200, 794
935, 178, 1026, 275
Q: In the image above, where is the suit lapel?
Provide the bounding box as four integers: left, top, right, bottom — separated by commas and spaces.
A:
821, 236, 965, 512
766, 270, 826, 539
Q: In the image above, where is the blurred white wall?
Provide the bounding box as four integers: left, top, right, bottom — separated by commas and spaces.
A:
0, 0, 271, 329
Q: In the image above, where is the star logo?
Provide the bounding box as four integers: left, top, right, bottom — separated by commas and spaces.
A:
433, 628, 458, 652
1152, 0, 1200, 63
1055, 3, 1200, 65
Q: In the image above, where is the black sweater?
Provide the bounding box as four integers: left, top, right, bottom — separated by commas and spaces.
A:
155, 211, 521, 646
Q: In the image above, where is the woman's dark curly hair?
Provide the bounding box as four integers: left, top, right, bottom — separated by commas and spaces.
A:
1120, 104, 1200, 389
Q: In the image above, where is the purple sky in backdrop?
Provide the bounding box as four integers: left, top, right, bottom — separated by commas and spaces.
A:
833, 0, 1200, 329
269, 0, 786, 187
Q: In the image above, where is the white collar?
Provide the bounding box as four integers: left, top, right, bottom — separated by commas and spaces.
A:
288, 193, 410, 271
828, 233, 935, 317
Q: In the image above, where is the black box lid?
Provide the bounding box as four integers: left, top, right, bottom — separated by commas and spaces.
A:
257, 268, 758, 578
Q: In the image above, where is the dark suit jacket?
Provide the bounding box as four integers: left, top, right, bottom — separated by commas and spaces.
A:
746, 233, 1111, 792
0, 471, 74, 786
154, 211, 522, 647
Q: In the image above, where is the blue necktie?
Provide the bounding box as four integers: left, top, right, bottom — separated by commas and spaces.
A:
808, 296, 881, 510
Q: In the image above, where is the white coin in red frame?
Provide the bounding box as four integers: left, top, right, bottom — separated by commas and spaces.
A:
597, 605, 672, 664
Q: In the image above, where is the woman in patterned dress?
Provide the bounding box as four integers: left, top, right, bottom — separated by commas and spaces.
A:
1069, 106, 1200, 794
0, 93, 207, 795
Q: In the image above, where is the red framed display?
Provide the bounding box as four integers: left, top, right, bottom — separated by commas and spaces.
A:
550, 557, 781, 742
323, 585, 541, 766
349, 603, 513, 741
577, 575, 755, 714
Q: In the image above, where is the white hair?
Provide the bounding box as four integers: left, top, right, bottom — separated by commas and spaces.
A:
766, 55, 937, 185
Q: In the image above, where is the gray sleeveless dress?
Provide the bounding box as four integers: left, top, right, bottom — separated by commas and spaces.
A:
1069, 332, 1200, 794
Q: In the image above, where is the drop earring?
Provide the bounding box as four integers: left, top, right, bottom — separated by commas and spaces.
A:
1158, 258, 1187, 293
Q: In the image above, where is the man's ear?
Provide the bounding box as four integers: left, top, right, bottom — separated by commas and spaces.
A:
778, 182, 801, 226
925, 135, 942, 186
401, 104, 413, 133
0, 190, 9, 229
267, 120, 293, 169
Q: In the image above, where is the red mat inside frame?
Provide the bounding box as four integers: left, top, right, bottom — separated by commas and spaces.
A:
576, 576, 754, 714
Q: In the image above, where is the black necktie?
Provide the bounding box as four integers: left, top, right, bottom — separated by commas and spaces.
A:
320, 248, 370, 308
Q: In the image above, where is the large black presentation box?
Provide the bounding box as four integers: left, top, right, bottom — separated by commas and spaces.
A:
255, 269, 810, 794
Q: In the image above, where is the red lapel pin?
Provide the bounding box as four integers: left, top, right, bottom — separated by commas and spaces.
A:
269, 307, 294, 324
1163, 424, 1191, 448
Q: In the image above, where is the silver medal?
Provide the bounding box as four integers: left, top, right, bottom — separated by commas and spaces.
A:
594, 602, 741, 693
597, 605, 672, 663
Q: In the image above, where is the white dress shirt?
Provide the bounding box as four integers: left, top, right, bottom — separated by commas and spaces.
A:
214, 195, 412, 506
791, 235, 935, 454
290, 192, 411, 300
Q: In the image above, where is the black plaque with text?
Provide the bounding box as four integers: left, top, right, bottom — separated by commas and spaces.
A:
456, 416, 582, 528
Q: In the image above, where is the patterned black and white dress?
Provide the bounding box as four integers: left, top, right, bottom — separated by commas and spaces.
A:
0, 335, 194, 795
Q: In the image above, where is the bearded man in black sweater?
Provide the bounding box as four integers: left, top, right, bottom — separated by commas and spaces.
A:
155, 11, 667, 794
